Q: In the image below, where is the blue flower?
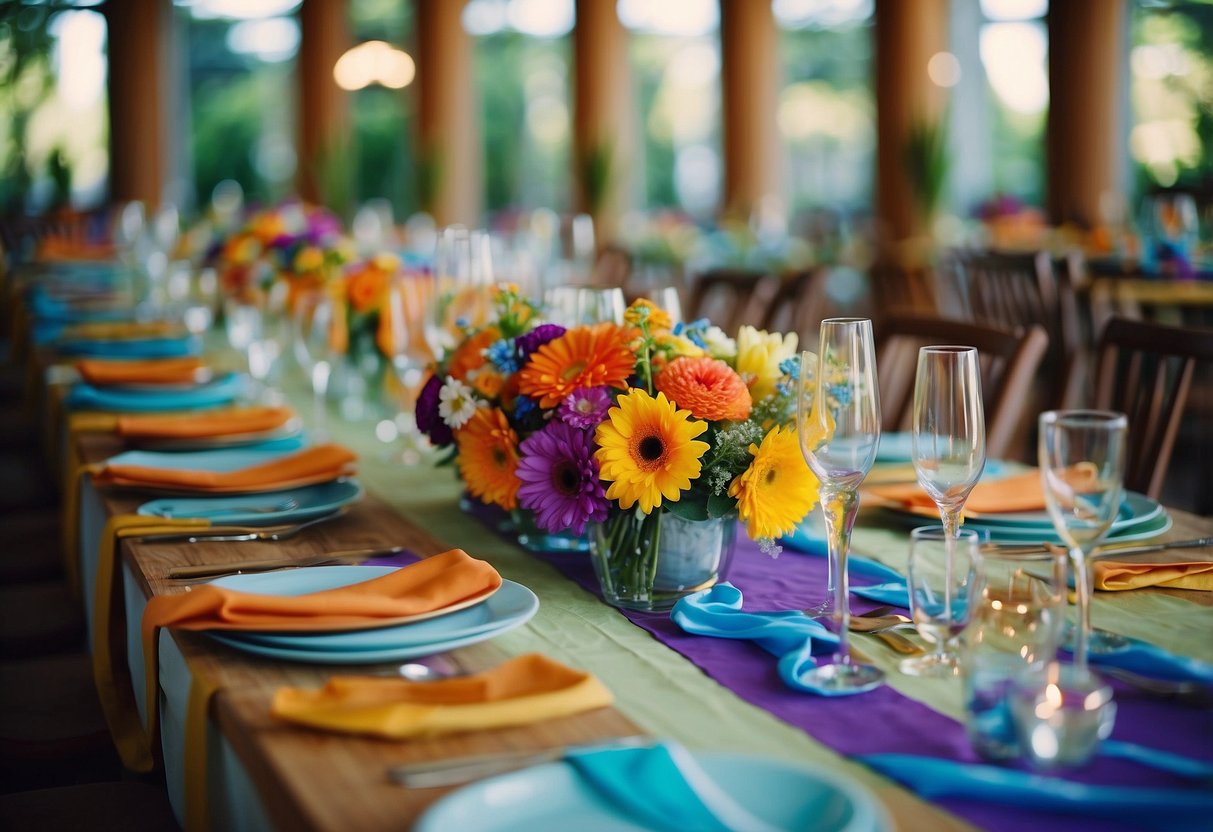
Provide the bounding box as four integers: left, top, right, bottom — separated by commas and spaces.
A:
778, 356, 801, 379
486, 338, 520, 373
513, 395, 537, 419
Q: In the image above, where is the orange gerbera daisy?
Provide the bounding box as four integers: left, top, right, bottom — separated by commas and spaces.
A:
447, 327, 500, 382
455, 408, 521, 511
346, 265, 388, 313
655, 356, 752, 422
518, 323, 636, 408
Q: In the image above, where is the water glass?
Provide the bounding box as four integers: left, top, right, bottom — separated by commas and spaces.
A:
1011, 662, 1117, 769
962, 547, 1067, 760
901, 526, 982, 677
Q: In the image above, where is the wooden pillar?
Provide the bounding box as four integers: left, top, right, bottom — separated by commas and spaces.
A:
573, 0, 631, 244
719, 0, 781, 220
1047, 0, 1126, 227
106, 0, 173, 207
874, 0, 949, 243
297, 0, 351, 206
413, 0, 480, 226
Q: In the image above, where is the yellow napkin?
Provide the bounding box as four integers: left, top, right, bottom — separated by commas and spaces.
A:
115, 405, 295, 440
76, 357, 208, 386
1095, 557, 1213, 591
92, 443, 357, 493
271, 653, 614, 740
90, 515, 210, 774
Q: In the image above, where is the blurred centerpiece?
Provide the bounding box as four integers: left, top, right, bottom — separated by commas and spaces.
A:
420, 289, 821, 611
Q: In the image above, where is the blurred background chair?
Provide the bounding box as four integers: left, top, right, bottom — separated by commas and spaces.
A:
1092, 317, 1213, 506
875, 314, 1049, 461
684, 268, 780, 334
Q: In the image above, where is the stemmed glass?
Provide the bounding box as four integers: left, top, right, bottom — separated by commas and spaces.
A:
796, 318, 884, 694
906, 346, 986, 673
292, 288, 342, 440
423, 227, 494, 358
383, 274, 431, 463
902, 526, 982, 676
1038, 410, 1128, 671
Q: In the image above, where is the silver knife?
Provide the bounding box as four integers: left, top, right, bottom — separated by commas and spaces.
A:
136, 512, 340, 544
164, 546, 409, 579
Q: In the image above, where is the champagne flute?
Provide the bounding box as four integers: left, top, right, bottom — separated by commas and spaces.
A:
796, 318, 883, 694
424, 227, 494, 358
901, 526, 982, 677
1038, 410, 1128, 671
909, 346, 986, 670
292, 287, 342, 440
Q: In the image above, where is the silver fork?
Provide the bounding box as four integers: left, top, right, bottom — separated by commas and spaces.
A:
136, 510, 341, 543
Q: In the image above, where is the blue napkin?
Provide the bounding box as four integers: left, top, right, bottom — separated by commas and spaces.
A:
565, 742, 783, 832
56, 333, 200, 358
65, 372, 247, 412
850, 580, 912, 609
673, 584, 853, 696
860, 754, 1213, 824
778, 524, 906, 585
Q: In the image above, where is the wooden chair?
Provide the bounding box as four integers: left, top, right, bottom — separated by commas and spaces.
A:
1092, 317, 1213, 500
684, 268, 780, 332
875, 314, 1049, 460
955, 249, 1084, 409
757, 268, 829, 340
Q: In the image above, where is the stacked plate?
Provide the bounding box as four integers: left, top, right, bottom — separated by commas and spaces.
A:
138, 478, 363, 526
204, 566, 539, 665
881, 491, 1172, 545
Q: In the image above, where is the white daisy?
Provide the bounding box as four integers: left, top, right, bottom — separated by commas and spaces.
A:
702, 325, 737, 360
438, 377, 480, 429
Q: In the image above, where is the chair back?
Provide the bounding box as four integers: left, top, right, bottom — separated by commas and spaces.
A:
1093, 317, 1213, 500
876, 314, 1049, 460
685, 268, 780, 333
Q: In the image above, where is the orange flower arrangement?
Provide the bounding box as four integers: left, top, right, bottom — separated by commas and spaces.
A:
517, 322, 636, 408
447, 327, 500, 382
346, 263, 389, 313
655, 356, 752, 422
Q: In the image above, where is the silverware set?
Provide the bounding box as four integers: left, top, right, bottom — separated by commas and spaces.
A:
137, 510, 343, 544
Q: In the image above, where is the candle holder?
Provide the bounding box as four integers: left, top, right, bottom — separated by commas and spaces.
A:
1010, 662, 1116, 769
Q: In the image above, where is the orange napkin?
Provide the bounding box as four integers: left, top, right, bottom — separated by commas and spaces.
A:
141, 549, 502, 634
271, 653, 614, 740
91, 443, 356, 493
115, 405, 295, 440
866, 469, 1095, 516
62, 320, 186, 341
77, 357, 208, 386
1095, 556, 1213, 592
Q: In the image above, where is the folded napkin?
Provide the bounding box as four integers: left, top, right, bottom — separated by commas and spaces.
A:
566, 742, 784, 832
142, 548, 500, 634
65, 372, 246, 413
1095, 556, 1213, 592
76, 357, 208, 386
672, 584, 844, 695
270, 653, 612, 740
867, 469, 1053, 515
115, 405, 295, 440
62, 321, 184, 341
859, 754, 1213, 824
92, 443, 357, 493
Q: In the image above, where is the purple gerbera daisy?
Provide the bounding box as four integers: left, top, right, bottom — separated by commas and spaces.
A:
515, 323, 566, 360
415, 373, 453, 446
557, 386, 612, 429
516, 421, 609, 535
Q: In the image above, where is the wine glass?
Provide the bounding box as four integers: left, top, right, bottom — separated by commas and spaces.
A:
382, 274, 431, 464
796, 317, 883, 694
901, 526, 982, 677
423, 227, 494, 358
1038, 410, 1128, 671
292, 288, 342, 440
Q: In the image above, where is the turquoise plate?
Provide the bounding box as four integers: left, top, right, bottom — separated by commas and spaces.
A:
136, 478, 362, 526
415, 751, 891, 832
876, 432, 914, 462
104, 444, 305, 473
960, 492, 1157, 529
967, 509, 1172, 545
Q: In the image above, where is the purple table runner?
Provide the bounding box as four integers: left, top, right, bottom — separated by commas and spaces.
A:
524, 528, 1213, 832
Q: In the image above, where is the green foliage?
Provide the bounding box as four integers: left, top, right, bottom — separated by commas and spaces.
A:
904, 112, 950, 222
0, 4, 55, 213
578, 140, 613, 215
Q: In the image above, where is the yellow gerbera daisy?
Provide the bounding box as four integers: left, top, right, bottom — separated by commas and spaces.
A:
735, 325, 798, 401
455, 408, 521, 511
595, 389, 710, 514
518, 323, 636, 408
729, 425, 820, 540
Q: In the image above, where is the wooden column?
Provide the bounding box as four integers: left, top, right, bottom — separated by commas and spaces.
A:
1047, 0, 1126, 227
413, 0, 480, 226
297, 0, 351, 206
874, 0, 949, 243
573, 0, 630, 244
719, 0, 781, 219
105, 0, 173, 207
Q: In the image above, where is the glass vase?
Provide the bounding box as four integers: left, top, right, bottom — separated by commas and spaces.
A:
589, 509, 737, 611
511, 509, 591, 554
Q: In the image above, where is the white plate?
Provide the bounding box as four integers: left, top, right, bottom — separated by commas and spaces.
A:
415, 751, 890, 832
137, 477, 361, 526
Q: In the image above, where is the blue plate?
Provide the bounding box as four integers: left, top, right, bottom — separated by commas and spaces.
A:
104, 444, 306, 473
961, 491, 1156, 529
65, 372, 247, 412
415, 751, 891, 832
876, 432, 914, 462
967, 509, 1172, 545
56, 333, 200, 358
218, 576, 537, 653
136, 478, 362, 526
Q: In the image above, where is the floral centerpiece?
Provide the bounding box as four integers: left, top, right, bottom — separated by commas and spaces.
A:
418, 290, 822, 610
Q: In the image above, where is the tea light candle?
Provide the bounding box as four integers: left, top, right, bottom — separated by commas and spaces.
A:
1010, 662, 1117, 769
